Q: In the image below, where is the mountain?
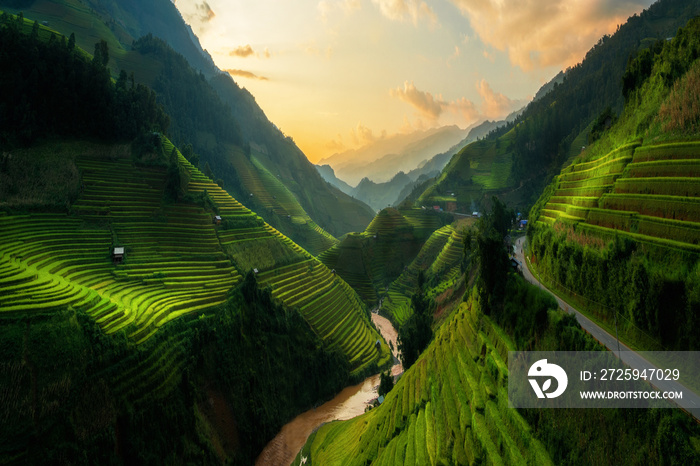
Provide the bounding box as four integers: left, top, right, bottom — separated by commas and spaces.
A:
529, 16, 700, 351
405, 119, 510, 183
316, 164, 355, 196
351, 173, 414, 211
298, 277, 700, 465
417, 0, 700, 215
0, 14, 390, 463
0, 0, 376, 250
320, 126, 469, 186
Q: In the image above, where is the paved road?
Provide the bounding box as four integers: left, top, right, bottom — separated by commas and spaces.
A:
514, 236, 700, 421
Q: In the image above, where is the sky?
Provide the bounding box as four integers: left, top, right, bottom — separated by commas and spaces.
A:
173, 0, 655, 163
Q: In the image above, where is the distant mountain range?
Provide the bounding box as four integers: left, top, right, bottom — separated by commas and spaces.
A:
317, 118, 517, 211
319, 125, 469, 186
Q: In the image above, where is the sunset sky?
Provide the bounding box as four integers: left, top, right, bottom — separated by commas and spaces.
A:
173, 0, 655, 163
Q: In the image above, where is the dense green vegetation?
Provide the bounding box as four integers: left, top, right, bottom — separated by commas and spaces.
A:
396, 272, 434, 370
0, 273, 353, 464
0, 12, 168, 148
0, 14, 388, 373
530, 17, 700, 352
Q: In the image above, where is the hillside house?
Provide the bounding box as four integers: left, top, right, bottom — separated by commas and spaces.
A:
213, 215, 222, 225
112, 247, 124, 264
510, 258, 521, 271
375, 340, 381, 351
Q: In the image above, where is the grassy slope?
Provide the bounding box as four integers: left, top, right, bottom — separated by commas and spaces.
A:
417, 0, 700, 214
299, 279, 700, 465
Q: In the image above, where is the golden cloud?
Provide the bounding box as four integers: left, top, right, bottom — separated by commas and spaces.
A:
477, 79, 526, 119
224, 69, 269, 81
390, 81, 444, 120
449, 0, 651, 70
391, 80, 523, 124
230, 45, 255, 58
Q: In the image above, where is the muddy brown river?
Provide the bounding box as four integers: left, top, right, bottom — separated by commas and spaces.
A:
255, 313, 402, 466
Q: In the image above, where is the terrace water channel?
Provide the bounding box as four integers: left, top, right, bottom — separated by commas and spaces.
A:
255, 313, 403, 466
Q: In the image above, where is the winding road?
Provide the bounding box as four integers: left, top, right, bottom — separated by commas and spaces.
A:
514, 236, 700, 421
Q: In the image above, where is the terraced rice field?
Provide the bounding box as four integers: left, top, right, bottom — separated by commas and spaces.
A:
298, 296, 552, 466
0, 149, 241, 346
381, 225, 465, 326
538, 140, 700, 252
170, 140, 390, 372
0, 138, 388, 375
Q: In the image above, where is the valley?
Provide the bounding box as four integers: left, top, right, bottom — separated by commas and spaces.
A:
1, 0, 700, 465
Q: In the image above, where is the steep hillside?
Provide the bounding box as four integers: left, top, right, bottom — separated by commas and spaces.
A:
418, 0, 700, 213
0, 135, 389, 371
318, 120, 514, 212
318, 208, 450, 305
209, 72, 376, 237
299, 295, 554, 466
0, 16, 389, 373
529, 17, 700, 351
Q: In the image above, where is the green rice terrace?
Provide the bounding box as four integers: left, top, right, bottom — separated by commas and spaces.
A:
381, 223, 468, 327
538, 139, 700, 253
294, 294, 552, 466
318, 207, 449, 305
0, 137, 390, 374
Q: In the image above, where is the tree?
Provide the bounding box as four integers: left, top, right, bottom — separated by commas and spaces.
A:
68, 32, 75, 51
397, 278, 434, 369
473, 197, 512, 314
378, 371, 393, 397
203, 161, 214, 179
30, 20, 38, 40
93, 39, 109, 68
